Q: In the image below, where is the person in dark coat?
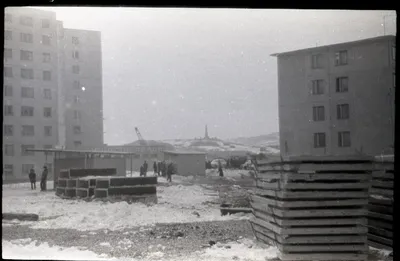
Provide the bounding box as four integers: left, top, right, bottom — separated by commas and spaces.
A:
140, 165, 144, 177
28, 168, 36, 190
167, 162, 173, 182
218, 161, 224, 177
153, 161, 158, 176
143, 160, 148, 177
157, 162, 161, 176
40, 165, 48, 191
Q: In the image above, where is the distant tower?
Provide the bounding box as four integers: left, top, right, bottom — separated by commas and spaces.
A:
205, 125, 210, 139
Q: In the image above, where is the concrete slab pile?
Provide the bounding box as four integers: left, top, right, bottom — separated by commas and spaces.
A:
249, 155, 374, 261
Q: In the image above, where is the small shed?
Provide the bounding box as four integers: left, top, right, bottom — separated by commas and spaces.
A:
163, 150, 206, 176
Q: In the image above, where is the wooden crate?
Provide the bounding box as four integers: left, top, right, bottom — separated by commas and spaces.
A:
250, 156, 373, 261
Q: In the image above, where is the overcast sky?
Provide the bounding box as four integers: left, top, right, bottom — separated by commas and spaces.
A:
36, 7, 396, 145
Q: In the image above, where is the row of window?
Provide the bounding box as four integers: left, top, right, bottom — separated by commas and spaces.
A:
3, 163, 53, 177
5, 13, 51, 28
4, 30, 80, 45
4, 124, 82, 137
311, 77, 348, 95
4, 67, 53, 80
4, 48, 79, 61
311, 50, 348, 69
4, 106, 53, 117
312, 104, 349, 121
314, 132, 351, 148
4, 85, 52, 99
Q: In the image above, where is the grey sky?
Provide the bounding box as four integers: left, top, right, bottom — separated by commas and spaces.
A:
37, 7, 396, 145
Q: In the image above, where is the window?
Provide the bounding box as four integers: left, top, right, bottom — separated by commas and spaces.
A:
313, 133, 326, 148
20, 50, 33, 61
338, 131, 351, 147
22, 164, 35, 174
42, 19, 50, 28
335, 50, 348, 66
5, 144, 14, 156
4, 48, 12, 59
312, 106, 325, 121
73, 80, 80, 89
43, 71, 51, 81
392, 46, 396, 61
72, 51, 79, 59
72, 36, 79, 45
4, 67, 13, 77
43, 89, 52, 99
5, 13, 12, 23
4, 85, 13, 96
311, 54, 323, 69
21, 87, 34, 98
337, 104, 350, 120
5, 105, 13, 116
22, 125, 35, 136
44, 107, 52, 118
73, 110, 82, 120
4, 165, 14, 177
312, 80, 324, 95
20, 33, 33, 43
20, 16, 33, 26
43, 53, 51, 63
21, 145, 35, 156
5, 30, 12, 40
44, 126, 52, 136
42, 35, 51, 45
21, 106, 34, 117
21, 68, 34, 79
74, 141, 82, 147
73, 126, 82, 134
336, 77, 349, 92
72, 65, 80, 74
73, 95, 80, 104
4, 125, 13, 136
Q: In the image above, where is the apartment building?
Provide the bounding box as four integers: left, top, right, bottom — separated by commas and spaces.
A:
272, 35, 396, 157
3, 7, 104, 181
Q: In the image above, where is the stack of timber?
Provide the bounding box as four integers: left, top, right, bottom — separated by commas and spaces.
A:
366, 155, 394, 251
249, 155, 374, 261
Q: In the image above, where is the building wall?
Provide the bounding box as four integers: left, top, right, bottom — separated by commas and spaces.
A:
163, 153, 206, 176
61, 28, 104, 150
277, 36, 396, 157
3, 7, 59, 180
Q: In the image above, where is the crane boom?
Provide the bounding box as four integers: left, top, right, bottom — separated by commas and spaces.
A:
135, 127, 146, 145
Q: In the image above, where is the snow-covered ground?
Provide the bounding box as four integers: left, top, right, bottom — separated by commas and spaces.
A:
2, 180, 250, 231
2, 237, 279, 261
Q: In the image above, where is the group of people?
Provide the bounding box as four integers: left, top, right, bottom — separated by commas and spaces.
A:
28, 165, 48, 191
139, 160, 172, 182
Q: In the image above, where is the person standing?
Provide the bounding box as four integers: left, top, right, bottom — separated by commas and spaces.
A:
140, 165, 144, 177
40, 165, 48, 191
167, 162, 173, 182
157, 161, 161, 176
28, 168, 36, 190
218, 161, 224, 177
143, 160, 148, 177
153, 161, 158, 176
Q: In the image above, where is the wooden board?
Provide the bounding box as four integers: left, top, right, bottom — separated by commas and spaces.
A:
371, 180, 394, 189
256, 180, 370, 190
251, 222, 367, 244
368, 226, 393, 239
3, 213, 39, 221
278, 252, 367, 261
368, 218, 392, 230
367, 233, 392, 247
367, 240, 393, 251
369, 188, 393, 197
253, 209, 367, 227
257, 172, 371, 181
251, 201, 367, 218
368, 204, 393, 214
251, 188, 369, 199
372, 171, 394, 180
368, 196, 393, 206
251, 194, 368, 208
250, 217, 367, 235
368, 211, 393, 222
257, 163, 373, 173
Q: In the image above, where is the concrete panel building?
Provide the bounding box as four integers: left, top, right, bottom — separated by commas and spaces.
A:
272, 35, 396, 157
163, 151, 206, 176
3, 7, 104, 182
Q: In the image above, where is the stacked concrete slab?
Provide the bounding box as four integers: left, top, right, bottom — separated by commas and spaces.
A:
366, 155, 394, 251
249, 155, 373, 261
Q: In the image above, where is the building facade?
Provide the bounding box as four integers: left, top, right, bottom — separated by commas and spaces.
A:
3, 7, 104, 181
272, 36, 396, 157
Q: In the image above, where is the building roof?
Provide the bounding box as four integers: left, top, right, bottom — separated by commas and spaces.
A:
25, 148, 139, 156
271, 35, 396, 57
164, 150, 206, 155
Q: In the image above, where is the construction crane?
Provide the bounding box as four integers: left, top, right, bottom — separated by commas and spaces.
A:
135, 127, 147, 146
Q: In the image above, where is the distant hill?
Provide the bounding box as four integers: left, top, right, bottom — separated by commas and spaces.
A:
227, 132, 280, 147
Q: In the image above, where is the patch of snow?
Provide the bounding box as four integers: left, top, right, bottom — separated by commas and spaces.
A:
2, 240, 112, 260
99, 242, 111, 247
147, 251, 164, 259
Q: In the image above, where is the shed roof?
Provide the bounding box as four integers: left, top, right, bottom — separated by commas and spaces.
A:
271, 35, 396, 57
164, 150, 206, 155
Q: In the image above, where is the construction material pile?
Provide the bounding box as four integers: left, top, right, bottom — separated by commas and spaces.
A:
249, 155, 373, 261
56, 168, 158, 203
367, 155, 393, 251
